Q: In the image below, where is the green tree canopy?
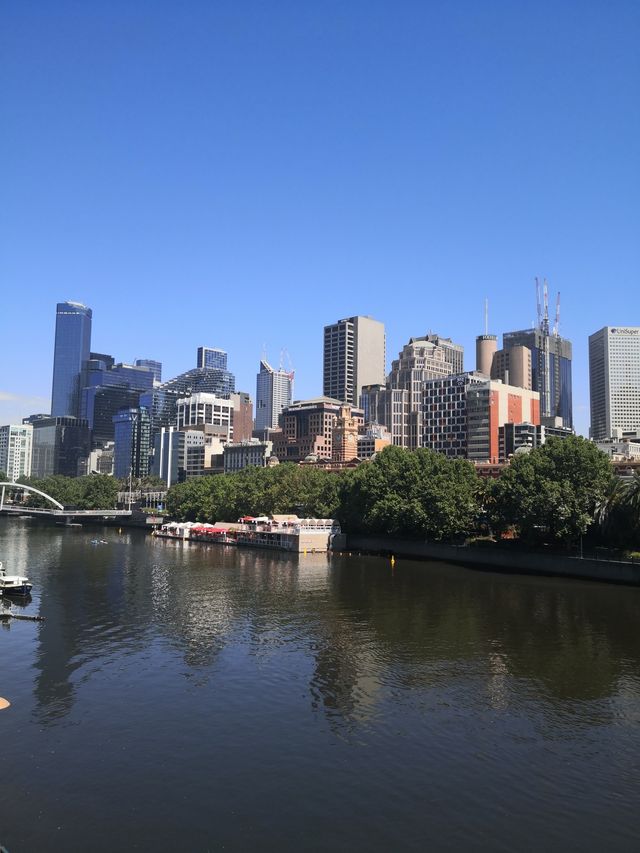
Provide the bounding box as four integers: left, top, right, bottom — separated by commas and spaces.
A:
338, 445, 483, 540
488, 436, 614, 546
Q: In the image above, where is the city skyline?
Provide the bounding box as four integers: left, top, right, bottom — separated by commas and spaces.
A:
2, 2, 639, 437
0, 293, 635, 440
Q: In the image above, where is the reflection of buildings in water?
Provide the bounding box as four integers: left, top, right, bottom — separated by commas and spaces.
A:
295, 554, 331, 593
1, 519, 41, 576
31, 531, 153, 725
310, 638, 383, 727
149, 541, 238, 668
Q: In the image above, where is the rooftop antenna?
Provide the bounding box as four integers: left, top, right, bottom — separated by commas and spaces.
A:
535, 277, 542, 330
261, 343, 268, 363
484, 298, 489, 335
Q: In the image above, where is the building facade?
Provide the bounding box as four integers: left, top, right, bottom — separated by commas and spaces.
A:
323, 316, 386, 406
499, 421, 573, 460
112, 407, 152, 479
51, 301, 92, 418
502, 328, 572, 429
223, 440, 274, 473
360, 385, 410, 448
490, 345, 532, 390
0, 424, 33, 481
589, 326, 640, 440
466, 381, 540, 463
196, 347, 228, 370
159, 366, 235, 399
387, 334, 463, 449
230, 392, 254, 442
272, 398, 365, 463
31, 416, 90, 478
177, 393, 234, 437
134, 359, 162, 383
255, 360, 294, 431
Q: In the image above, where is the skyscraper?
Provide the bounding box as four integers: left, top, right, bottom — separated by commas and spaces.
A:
51, 301, 92, 418
589, 326, 640, 440
502, 328, 572, 429
112, 407, 152, 478
255, 360, 294, 431
323, 316, 386, 406
197, 347, 228, 370
387, 334, 463, 449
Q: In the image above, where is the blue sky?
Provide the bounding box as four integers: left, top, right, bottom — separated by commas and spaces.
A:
1, 0, 639, 435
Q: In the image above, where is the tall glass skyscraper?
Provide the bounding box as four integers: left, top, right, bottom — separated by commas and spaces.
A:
51, 301, 92, 418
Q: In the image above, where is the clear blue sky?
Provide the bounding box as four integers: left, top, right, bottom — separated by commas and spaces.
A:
1, 0, 638, 435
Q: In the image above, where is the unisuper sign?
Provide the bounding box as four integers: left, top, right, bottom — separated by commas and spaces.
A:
611, 328, 639, 335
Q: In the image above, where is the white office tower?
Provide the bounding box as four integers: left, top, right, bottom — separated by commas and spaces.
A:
589, 326, 640, 440
323, 316, 386, 406
0, 424, 33, 481
255, 360, 293, 431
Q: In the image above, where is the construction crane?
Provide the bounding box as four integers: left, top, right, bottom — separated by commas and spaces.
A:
553, 292, 561, 337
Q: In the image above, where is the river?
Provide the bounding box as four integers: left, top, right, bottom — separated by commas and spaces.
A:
2, 519, 640, 851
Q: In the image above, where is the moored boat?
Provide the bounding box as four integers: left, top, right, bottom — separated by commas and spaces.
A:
0, 561, 33, 596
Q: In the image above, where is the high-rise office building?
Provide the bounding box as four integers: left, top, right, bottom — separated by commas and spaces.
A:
80, 358, 156, 447
255, 360, 294, 431
31, 416, 90, 478
589, 326, 640, 440
387, 335, 463, 449
134, 359, 162, 383
51, 301, 92, 418
197, 347, 228, 371
0, 424, 33, 480
323, 316, 386, 406
112, 407, 152, 478
502, 328, 572, 429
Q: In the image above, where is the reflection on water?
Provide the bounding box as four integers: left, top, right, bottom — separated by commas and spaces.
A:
2, 518, 640, 852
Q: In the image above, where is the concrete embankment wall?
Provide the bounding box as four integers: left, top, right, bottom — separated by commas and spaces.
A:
341, 535, 640, 586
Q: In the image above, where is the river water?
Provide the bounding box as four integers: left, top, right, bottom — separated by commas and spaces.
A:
2, 519, 640, 851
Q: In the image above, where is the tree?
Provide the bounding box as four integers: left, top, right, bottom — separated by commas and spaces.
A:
338, 445, 483, 540
489, 436, 614, 546
79, 475, 119, 510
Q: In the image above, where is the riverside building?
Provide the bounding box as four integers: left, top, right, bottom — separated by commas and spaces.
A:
0, 424, 33, 480
30, 416, 90, 478
323, 316, 386, 406
589, 326, 640, 440
112, 407, 152, 479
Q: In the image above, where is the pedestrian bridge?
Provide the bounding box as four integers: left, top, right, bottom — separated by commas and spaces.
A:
0, 482, 132, 519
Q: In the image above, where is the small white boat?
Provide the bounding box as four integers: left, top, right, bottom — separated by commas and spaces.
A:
0, 561, 33, 596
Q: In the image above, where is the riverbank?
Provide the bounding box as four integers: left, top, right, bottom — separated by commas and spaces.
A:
342, 535, 640, 586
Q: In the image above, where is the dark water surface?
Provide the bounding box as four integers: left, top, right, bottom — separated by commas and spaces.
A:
2, 519, 640, 852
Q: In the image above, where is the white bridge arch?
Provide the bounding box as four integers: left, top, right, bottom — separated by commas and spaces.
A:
0, 482, 65, 511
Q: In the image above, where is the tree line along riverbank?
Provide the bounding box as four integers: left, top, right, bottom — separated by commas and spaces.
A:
7, 437, 640, 555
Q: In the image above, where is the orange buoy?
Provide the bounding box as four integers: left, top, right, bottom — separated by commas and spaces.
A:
0, 697, 10, 710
